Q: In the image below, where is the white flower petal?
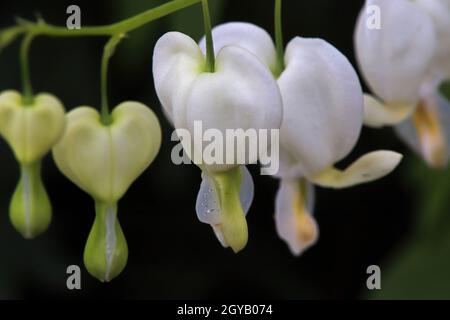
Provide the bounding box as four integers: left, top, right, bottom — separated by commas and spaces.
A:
416, 0, 450, 77
184, 45, 282, 172
278, 37, 364, 178
275, 179, 318, 256
196, 166, 254, 225
363, 94, 415, 128
311, 151, 403, 189
152, 32, 205, 127
199, 22, 277, 72
355, 0, 437, 104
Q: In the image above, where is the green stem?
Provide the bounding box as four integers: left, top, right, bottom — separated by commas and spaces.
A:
100, 34, 123, 125
19, 0, 205, 37
20, 34, 35, 105
274, 0, 285, 77
202, 0, 215, 72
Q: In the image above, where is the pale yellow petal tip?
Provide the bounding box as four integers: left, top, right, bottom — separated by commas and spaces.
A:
363, 94, 415, 128
289, 213, 319, 257
212, 224, 248, 254
311, 150, 403, 189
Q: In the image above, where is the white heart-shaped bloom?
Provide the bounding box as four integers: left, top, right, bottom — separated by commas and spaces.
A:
153, 31, 282, 172
153, 31, 283, 253
201, 22, 364, 178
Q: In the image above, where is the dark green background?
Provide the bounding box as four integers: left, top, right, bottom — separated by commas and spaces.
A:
0, 0, 449, 299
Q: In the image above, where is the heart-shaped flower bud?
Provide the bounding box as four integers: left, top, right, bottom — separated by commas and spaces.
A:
53, 102, 161, 203
53, 101, 161, 281
0, 90, 65, 164
0, 90, 65, 238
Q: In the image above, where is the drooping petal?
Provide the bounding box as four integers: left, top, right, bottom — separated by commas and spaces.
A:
275, 178, 318, 256
310, 151, 403, 189
396, 81, 450, 168
355, 0, 437, 104
363, 94, 415, 128
199, 22, 277, 73
196, 166, 254, 251
278, 37, 364, 178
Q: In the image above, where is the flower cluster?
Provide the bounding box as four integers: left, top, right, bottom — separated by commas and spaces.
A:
2, 0, 446, 283
152, 20, 402, 255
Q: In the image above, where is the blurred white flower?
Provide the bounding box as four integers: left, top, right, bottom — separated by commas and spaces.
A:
355, 0, 450, 167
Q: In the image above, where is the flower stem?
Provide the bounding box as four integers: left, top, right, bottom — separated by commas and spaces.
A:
274, 0, 285, 77
202, 0, 215, 72
19, 0, 205, 38
20, 34, 35, 105
100, 34, 123, 125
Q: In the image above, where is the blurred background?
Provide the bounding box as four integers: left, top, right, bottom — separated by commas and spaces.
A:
0, 0, 449, 299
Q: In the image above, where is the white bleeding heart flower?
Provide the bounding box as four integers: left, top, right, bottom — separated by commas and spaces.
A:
200, 22, 403, 256
152, 31, 283, 253
355, 0, 450, 167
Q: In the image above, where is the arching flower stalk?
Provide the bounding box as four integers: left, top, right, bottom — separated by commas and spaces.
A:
200, 21, 403, 255
355, 0, 450, 168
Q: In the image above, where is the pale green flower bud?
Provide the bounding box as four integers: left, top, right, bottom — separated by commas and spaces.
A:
53, 101, 161, 281
0, 90, 65, 238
